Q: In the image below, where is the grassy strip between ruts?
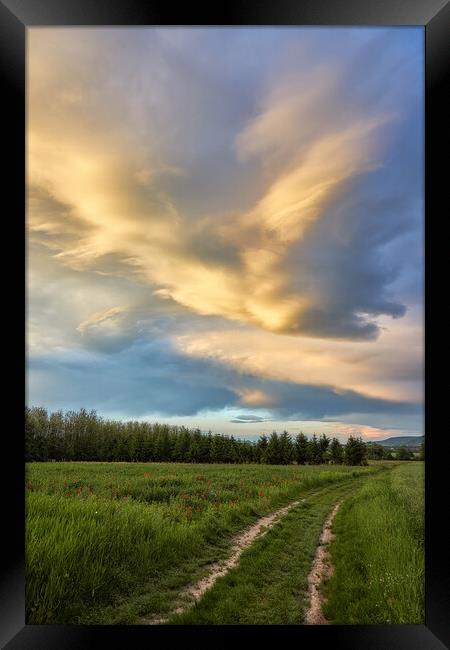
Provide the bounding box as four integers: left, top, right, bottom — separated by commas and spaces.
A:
26, 462, 382, 624
322, 462, 424, 624
166, 476, 380, 625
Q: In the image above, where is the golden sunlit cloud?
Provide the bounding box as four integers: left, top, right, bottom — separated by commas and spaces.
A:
174, 309, 423, 404
28, 29, 395, 338
76, 306, 128, 334
238, 389, 276, 408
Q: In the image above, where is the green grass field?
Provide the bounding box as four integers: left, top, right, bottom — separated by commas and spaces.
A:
26, 461, 377, 624
26, 462, 424, 625
323, 462, 424, 624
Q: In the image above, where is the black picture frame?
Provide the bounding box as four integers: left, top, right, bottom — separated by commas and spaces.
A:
1, 1, 449, 647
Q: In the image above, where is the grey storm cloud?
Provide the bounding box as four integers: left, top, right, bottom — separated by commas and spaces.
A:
28, 336, 421, 421
250, 379, 421, 420
28, 342, 236, 417
230, 415, 269, 423
284, 187, 418, 340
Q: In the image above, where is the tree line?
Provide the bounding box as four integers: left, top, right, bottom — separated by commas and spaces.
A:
365, 441, 424, 461
25, 406, 418, 466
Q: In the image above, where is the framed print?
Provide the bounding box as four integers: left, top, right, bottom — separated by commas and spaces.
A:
1, 0, 449, 648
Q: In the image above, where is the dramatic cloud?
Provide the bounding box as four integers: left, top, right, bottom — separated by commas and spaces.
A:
28, 28, 422, 339
174, 310, 424, 404
230, 415, 269, 424
27, 27, 424, 439
27, 333, 420, 423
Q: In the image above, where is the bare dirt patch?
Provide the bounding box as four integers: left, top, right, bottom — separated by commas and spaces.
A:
141, 498, 304, 625
304, 501, 341, 625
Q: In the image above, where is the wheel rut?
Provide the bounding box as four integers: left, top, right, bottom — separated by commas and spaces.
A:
304, 500, 341, 625
141, 497, 304, 625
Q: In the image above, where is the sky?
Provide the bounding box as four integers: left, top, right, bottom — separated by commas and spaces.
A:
26, 27, 424, 442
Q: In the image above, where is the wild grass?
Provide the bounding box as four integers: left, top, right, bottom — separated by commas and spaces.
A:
26, 461, 377, 624
323, 462, 424, 624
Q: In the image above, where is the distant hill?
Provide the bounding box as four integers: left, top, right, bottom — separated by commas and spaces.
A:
371, 435, 424, 448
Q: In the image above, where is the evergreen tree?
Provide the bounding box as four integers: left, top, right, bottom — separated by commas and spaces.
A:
344, 436, 368, 466
265, 432, 281, 465
210, 434, 223, 463
329, 437, 343, 464
188, 429, 204, 463
295, 432, 309, 464
308, 434, 321, 465
229, 436, 239, 464
256, 434, 269, 464
318, 434, 330, 464
279, 431, 294, 464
